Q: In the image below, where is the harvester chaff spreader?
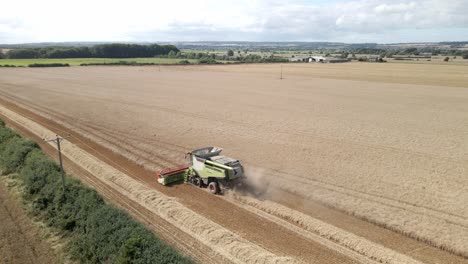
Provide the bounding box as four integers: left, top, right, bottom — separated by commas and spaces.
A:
156, 147, 245, 194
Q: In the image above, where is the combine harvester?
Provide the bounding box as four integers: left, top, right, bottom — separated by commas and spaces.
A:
156, 147, 245, 194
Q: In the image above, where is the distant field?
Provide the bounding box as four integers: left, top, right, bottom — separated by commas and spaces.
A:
0, 57, 197, 66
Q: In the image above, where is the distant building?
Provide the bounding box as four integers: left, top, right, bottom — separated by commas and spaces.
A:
368, 56, 387, 63
311, 56, 350, 63
289, 56, 350, 63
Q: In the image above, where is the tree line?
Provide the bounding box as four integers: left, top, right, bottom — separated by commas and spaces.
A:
166, 50, 288, 63
5, 44, 179, 59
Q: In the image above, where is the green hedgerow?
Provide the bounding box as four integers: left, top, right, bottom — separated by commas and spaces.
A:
0, 137, 38, 174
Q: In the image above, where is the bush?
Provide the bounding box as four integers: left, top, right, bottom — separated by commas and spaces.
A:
444, 57, 450, 62
178, 60, 191, 65
463, 54, 468, 59
20, 149, 61, 197
28, 63, 70, 67
0, 125, 19, 143
80, 61, 156, 66
0, 137, 38, 174
198, 58, 219, 64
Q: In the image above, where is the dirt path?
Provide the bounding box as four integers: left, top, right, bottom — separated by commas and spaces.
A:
0, 178, 57, 264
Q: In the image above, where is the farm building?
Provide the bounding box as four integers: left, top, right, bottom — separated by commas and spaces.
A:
289, 56, 350, 63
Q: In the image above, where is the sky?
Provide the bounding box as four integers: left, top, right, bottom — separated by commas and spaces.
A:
1, 0, 468, 44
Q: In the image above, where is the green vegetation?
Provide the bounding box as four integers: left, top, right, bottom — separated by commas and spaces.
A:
6, 43, 179, 59
0, 121, 192, 264
0, 58, 196, 67
226, 54, 288, 63
81, 61, 159, 66
169, 51, 287, 63
28, 63, 70, 67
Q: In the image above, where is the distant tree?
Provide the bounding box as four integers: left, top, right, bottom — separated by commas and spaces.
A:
341, 52, 349, 59
463, 54, 468, 59
444, 57, 450, 62
6, 48, 40, 59
227, 49, 234, 56
404, 47, 418, 55
187, 52, 196, 59
0, 50, 4, 59
167, 50, 176, 58
325, 53, 331, 57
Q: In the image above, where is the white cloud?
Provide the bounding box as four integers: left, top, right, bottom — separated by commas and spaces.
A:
375, 2, 417, 13
0, 0, 467, 43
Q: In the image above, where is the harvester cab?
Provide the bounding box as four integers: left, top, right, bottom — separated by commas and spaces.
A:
156, 147, 245, 194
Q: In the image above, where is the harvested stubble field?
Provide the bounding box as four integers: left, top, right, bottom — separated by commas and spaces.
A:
0, 63, 467, 263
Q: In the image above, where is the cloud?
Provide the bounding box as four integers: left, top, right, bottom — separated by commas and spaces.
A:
374, 2, 417, 13
1, 0, 468, 43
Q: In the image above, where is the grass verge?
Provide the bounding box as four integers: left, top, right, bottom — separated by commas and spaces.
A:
0, 119, 193, 264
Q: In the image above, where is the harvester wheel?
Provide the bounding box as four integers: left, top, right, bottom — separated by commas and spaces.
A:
193, 176, 202, 187
208, 181, 219, 194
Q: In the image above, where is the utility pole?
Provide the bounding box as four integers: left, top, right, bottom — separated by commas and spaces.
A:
44, 135, 69, 190
280, 64, 283, 80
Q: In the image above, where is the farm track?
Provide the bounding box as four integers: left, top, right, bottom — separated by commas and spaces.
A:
0, 178, 58, 264
0, 80, 467, 263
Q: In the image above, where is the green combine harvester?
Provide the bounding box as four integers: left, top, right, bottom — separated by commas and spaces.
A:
156, 147, 245, 194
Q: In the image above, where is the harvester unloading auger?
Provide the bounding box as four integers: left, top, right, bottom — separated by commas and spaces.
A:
156, 147, 245, 194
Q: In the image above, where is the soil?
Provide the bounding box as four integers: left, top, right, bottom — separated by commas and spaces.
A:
0, 178, 58, 264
